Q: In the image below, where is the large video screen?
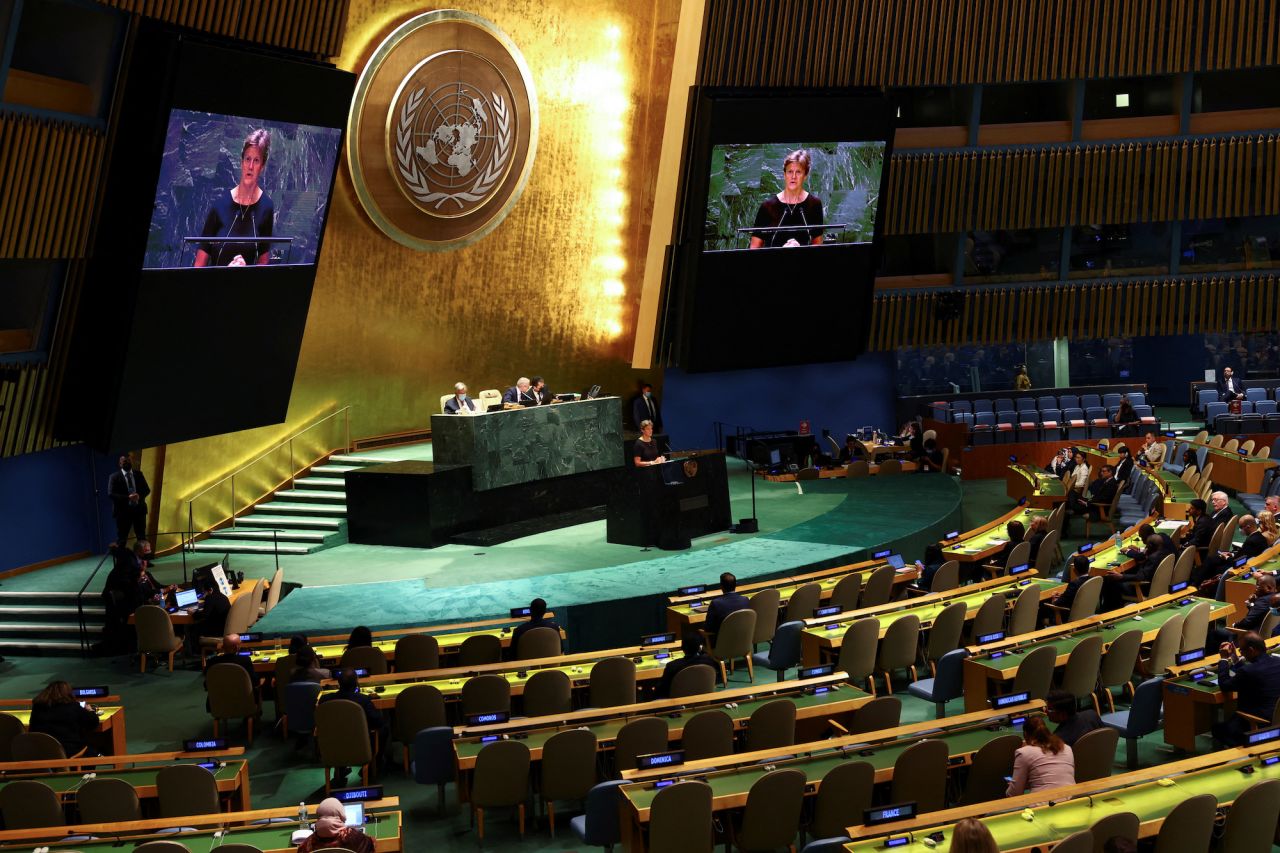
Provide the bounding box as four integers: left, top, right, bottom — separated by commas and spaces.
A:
703, 141, 885, 252
145, 110, 343, 269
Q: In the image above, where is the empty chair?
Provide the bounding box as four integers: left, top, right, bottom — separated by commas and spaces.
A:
837, 618, 880, 694
1058, 634, 1105, 713
461, 674, 511, 718
284, 681, 321, 742
1088, 812, 1139, 853
1048, 576, 1102, 624
1171, 546, 1196, 588
745, 698, 796, 751
394, 633, 440, 672
613, 716, 668, 773
908, 648, 968, 718
0, 712, 22, 761
135, 605, 183, 672
680, 708, 735, 760
521, 669, 573, 717
784, 582, 822, 623
810, 760, 874, 839
846, 460, 870, 477
1218, 778, 1280, 853
589, 656, 637, 708
207, 662, 261, 744
750, 619, 803, 681
829, 573, 862, 612
730, 768, 806, 853
457, 633, 503, 665
77, 776, 142, 823
411, 726, 456, 813
516, 625, 562, 660
971, 594, 1007, 640
1072, 726, 1119, 782
1152, 792, 1217, 853
702, 608, 757, 684
876, 614, 920, 693
847, 695, 901, 735
0, 779, 64, 829
1139, 613, 1185, 677
156, 764, 220, 817
648, 779, 713, 853
540, 728, 598, 836
890, 739, 948, 812
11, 731, 66, 761
1101, 676, 1164, 768
859, 565, 894, 608
1180, 600, 1211, 653
1012, 644, 1058, 701
878, 458, 903, 476
338, 644, 389, 675
208, 845, 264, 853
928, 560, 960, 593
270, 654, 297, 726
748, 588, 781, 649
669, 663, 717, 698
1059, 394, 1080, 410
1081, 394, 1102, 410
957, 734, 1020, 805
1008, 585, 1041, 637
316, 699, 374, 792
923, 601, 966, 675
471, 739, 531, 841
569, 780, 627, 851
1052, 830, 1095, 853
132, 843, 194, 853
394, 684, 446, 772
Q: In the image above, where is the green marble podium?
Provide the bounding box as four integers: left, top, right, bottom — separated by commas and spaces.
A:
430, 396, 625, 491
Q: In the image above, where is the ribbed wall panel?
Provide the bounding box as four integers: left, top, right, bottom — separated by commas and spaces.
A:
94, 0, 350, 58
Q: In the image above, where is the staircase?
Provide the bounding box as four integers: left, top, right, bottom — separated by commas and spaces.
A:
190, 453, 391, 556
0, 591, 99, 655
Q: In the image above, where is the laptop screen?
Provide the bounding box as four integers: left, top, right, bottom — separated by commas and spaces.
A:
343, 802, 364, 826
886, 553, 905, 570
174, 588, 199, 608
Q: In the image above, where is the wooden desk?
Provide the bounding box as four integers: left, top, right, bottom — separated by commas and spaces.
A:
1162, 633, 1280, 751
0, 698, 127, 755
1184, 439, 1277, 493
941, 507, 1052, 562
0, 757, 251, 811
128, 582, 259, 627
1005, 464, 1067, 508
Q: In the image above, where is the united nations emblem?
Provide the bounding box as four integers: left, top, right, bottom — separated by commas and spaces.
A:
683, 459, 699, 478
347, 10, 538, 250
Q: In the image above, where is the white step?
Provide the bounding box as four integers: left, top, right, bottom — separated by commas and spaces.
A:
254, 501, 346, 515
0, 591, 83, 601
295, 477, 347, 490
235, 515, 343, 530
0, 605, 104, 617
192, 541, 315, 556
311, 464, 360, 475
276, 489, 347, 502
0, 638, 85, 651
212, 529, 329, 543
327, 454, 390, 465
0, 622, 100, 634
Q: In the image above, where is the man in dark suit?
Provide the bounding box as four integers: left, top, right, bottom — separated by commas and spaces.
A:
631, 383, 662, 431
502, 377, 535, 406
658, 633, 721, 695
980, 520, 1025, 581
1219, 366, 1246, 403
1042, 555, 1093, 623
1211, 575, 1278, 651
204, 633, 260, 700
1184, 499, 1216, 570
443, 382, 477, 414
704, 572, 751, 640
192, 576, 231, 644
1213, 631, 1280, 745
509, 598, 561, 658
1198, 515, 1270, 593
1046, 688, 1104, 746
529, 376, 551, 405
1102, 534, 1173, 610
320, 669, 389, 779
107, 454, 150, 547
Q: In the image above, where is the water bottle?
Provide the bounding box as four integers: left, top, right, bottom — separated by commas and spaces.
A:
298, 801, 309, 830
1113, 532, 1123, 550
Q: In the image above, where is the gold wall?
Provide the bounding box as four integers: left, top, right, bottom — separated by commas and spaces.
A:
156, 0, 683, 540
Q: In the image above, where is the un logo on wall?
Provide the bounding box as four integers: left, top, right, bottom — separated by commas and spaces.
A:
348, 10, 538, 250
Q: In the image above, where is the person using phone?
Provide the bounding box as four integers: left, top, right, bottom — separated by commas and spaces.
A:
1213, 631, 1280, 746
30, 681, 101, 758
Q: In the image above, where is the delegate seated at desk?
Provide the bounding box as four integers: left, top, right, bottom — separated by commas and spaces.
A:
1213, 631, 1280, 746
502, 377, 536, 407
443, 382, 478, 414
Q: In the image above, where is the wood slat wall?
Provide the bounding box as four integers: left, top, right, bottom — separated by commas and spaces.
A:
94, 0, 350, 57
867, 274, 1280, 350
883, 133, 1280, 234
699, 0, 1280, 86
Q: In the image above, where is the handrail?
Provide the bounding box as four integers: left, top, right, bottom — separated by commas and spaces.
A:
75, 551, 113, 657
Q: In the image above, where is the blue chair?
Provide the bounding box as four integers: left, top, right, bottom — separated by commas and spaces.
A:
1239, 401, 1255, 415
1267, 414, 1280, 432
1040, 408, 1063, 440
951, 400, 973, 415
1015, 414, 1040, 442
284, 681, 320, 744
994, 397, 1015, 413
1246, 387, 1267, 403
1085, 407, 1110, 439
570, 780, 627, 850
954, 412, 975, 429
1016, 397, 1037, 413
1103, 393, 1122, 409
1037, 395, 1058, 411
973, 411, 995, 444
1059, 394, 1080, 410
906, 648, 967, 719
1128, 392, 1146, 406
995, 410, 1017, 444
1065, 408, 1088, 440
412, 726, 457, 813
973, 399, 994, 414
1196, 389, 1217, 415
1240, 413, 1263, 434
1255, 400, 1277, 417
1205, 401, 1228, 428
1101, 676, 1163, 769
1081, 393, 1102, 410
801, 838, 853, 853
751, 620, 804, 681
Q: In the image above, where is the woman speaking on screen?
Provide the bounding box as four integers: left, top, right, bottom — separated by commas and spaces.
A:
194, 128, 275, 267
748, 149, 824, 248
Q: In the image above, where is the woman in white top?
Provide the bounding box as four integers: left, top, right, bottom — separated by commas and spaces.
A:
1006, 716, 1075, 796
1065, 451, 1091, 492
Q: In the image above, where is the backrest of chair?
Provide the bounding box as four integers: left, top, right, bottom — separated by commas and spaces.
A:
811, 760, 875, 839
1127, 677, 1165, 736
264, 567, 283, 613
1012, 645, 1058, 699
0, 779, 63, 829
223, 589, 256, 636
577, 780, 628, 847
932, 649, 969, 703
1005, 540, 1032, 572
461, 673, 512, 716
614, 716, 668, 772
284, 682, 321, 735
271, 653, 297, 711
1148, 614, 1185, 674
132, 843, 194, 853
830, 573, 862, 612
860, 566, 895, 608
439, 393, 454, 412
746, 698, 797, 751
207, 661, 256, 718
1224, 438, 1240, 452
394, 633, 440, 672
847, 460, 870, 477
890, 739, 949, 812
1098, 628, 1142, 689
315, 698, 373, 768
1220, 778, 1280, 853
680, 709, 735, 761
669, 664, 717, 698
847, 695, 902, 735
749, 588, 781, 645
1009, 585, 1041, 637
838, 618, 880, 682
457, 633, 503, 665
795, 467, 820, 481
926, 602, 967, 662
878, 458, 903, 476
877, 614, 920, 671
738, 769, 806, 851
11, 731, 65, 761
1088, 812, 1139, 853
931, 560, 960, 593
957, 733, 1020, 805
590, 656, 638, 708
1069, 576, 1103, 623
0, 712, 22, 762
411, 726, 456, 785
472, 739, 531, 808
522, 669, 573, 717
1153, 792, 1217, 853
711, 608, 757, 659
516, 625, 562, 660
1061, 634, 1105, 700
1072, 726, 1119, 782
784, 582, 822, 623
135, 604, 176, 649
971, 594, 1006, 639
540, 727, 598, 802
1034, 529, 1061, 576
156, 764, 220, 818
1171, 546, 1196, 587
648, 779, 713, 853
78, 776, 142, 823
1180, 601, 1211, 653
339, 645, 389, 676
1050, 829, 1094, 853
768, 620, 805, 671
394, 683, 447, 743
478, 388, 501, 410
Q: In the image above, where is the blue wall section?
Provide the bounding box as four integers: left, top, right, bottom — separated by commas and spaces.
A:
0, 445, 116, 572
660, 353, 899, 451
1131, 334, 1205, 407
